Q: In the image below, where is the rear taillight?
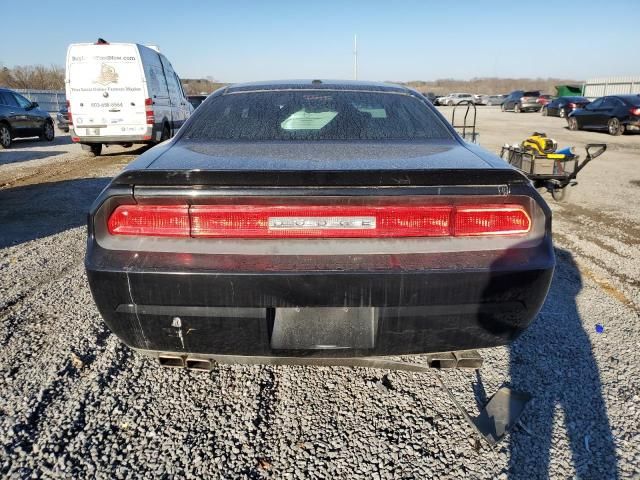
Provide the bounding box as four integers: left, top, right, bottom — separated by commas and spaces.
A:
568, 102, 576, 109
145, 98, 154, 125
107, 204, 531, 238
630, 107, 640, 116
66, 100, 73, 124
108, 205, 189, 237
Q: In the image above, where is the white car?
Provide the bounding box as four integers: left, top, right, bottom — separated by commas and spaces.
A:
65, 39, 193, 156
440, 93, 475, 106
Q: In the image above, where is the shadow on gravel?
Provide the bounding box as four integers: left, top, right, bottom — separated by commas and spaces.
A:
504, 248, 618, 479
0, 177, 110, 248
0, 150, 68, 166
4, 135, 73, 148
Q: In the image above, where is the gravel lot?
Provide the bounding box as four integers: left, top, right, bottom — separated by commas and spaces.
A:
1, 112, 639, 479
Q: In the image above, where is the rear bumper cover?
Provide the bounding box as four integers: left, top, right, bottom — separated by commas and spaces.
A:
86, 239, 554, 357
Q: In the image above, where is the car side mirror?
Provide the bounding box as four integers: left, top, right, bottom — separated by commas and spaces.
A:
27, 101, 38, 110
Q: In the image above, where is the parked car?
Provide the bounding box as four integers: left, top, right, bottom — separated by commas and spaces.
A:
567, 95, 640, 135
501, 90, 542, 113
56, 107, 70, 132
65, 39, 193, 156
536, 94, 553, 107
0, 87, 55, 149
473, 94, 487, 105
85, 80, 554, 367
188, 95, 208, 109
433, 96, 446, 106
440, 93, 475, 106
485, 95, 506, 106
542, 96, 590, 118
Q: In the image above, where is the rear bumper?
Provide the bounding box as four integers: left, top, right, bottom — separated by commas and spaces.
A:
520, 103, 542, 111
622, 118, 640, 130
86, 239, 554, 358
70, 126, 154, 144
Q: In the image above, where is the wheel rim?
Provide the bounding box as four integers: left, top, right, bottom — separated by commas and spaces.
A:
0, 126, 9, 146
609, 119, 619, 134
559, 109, 565, 118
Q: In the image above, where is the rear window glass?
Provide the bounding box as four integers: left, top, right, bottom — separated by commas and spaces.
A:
183, 91, 452, 141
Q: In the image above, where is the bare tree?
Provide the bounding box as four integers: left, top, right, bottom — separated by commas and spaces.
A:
0, 64, 65, 90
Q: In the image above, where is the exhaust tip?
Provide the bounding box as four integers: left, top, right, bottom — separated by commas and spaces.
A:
158, 355, 185, 368
185, 358, 212, 371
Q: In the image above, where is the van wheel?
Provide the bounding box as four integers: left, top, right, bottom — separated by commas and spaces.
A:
160, 124, 171, 142
81, 143, 103, 156
0, 124, 11, 149
40, 121, 55, 141
514, 104, 521, 113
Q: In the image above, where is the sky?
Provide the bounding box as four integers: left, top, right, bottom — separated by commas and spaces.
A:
1, 0, 639, 83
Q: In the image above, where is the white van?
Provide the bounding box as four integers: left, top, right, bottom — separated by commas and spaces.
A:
65, 40, 192, 156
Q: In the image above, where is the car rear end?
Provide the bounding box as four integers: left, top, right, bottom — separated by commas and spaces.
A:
65, 42, 152, 145
621, 95, 640, 131
520, 91, 542, 112
85, 83, 554, 364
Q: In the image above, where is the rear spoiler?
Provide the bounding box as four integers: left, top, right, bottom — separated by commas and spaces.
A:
112, 169, 529, 188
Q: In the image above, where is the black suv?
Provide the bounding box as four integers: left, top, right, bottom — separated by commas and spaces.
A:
0, 87, 55, 149
501, 90, 542, 113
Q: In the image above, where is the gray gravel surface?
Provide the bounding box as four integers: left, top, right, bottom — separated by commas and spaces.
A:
1, 124, 639, 479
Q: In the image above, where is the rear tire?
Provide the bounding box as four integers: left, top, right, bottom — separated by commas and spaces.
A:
514, 103, 521, 113
501, 103, 506, 112
608, 117, 624, 136
81, 143, 103, 157
160, 124, 170, 142
40, 121, 55, 141
568, 117, 579, 131
0, 123, 11, 149
448, 100, 454, 106
559, 108, 567, 118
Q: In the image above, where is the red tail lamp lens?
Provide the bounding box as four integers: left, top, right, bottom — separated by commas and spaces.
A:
454, 206, 531, 236
106, 204, 531, 238
107, 205, 189, 237
190, 205, 452, 238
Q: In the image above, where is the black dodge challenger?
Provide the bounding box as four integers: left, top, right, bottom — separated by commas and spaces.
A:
86, 80, 554, 367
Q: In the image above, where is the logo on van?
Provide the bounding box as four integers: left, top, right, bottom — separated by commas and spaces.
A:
94, 64, 119, 86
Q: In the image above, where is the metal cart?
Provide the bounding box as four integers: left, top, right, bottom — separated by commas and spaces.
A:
451, 100, 479, 143
500, 143, 607, 201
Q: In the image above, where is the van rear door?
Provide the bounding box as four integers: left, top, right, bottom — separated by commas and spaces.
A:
66, 44, 147, 138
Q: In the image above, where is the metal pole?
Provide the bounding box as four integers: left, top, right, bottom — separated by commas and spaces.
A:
354, 34, 358, 81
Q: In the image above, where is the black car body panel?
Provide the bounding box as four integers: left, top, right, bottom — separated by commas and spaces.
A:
569, 95, 640, 132
85, 80, 555, 360
545, 96, 590, 117
0, 88, 53, 142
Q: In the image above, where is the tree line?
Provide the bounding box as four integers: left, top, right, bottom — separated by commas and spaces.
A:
0, 64, 582, 97
0, 65, 65, 90
403, 77, 583, 96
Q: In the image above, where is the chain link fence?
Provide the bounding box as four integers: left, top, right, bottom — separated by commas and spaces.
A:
13, 89, 66, 113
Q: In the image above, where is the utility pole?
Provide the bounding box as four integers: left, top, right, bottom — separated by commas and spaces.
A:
353, 34, 358, 81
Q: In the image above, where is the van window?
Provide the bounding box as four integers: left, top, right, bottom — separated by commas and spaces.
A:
146, 65, 169, 98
